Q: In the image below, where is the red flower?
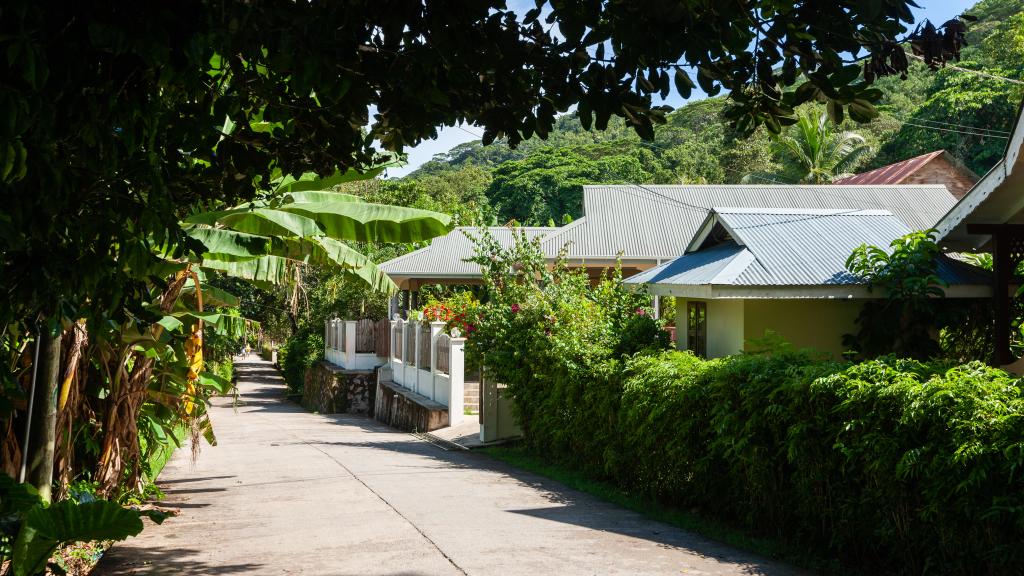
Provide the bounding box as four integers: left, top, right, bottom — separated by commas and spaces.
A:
635, 307, 646, 316
511, 303, 520, 313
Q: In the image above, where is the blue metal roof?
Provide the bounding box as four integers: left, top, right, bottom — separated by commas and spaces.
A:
627, 208, 990, 291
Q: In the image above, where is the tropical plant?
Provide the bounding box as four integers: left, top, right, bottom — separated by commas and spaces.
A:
187, 169, 451, 298
746, 110, 872, 184
841, 229, 998, 362
0, 473, 155, 576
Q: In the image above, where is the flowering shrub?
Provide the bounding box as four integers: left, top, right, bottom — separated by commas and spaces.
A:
464, 228, 669, 446
421, 291, 481, 336
421, 301, 454, 323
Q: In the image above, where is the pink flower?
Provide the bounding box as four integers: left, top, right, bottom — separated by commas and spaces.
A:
511, 304, 520, 313
636, 307, 646, 316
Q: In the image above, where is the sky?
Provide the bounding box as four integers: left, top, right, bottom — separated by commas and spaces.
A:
383, 0, 978, 178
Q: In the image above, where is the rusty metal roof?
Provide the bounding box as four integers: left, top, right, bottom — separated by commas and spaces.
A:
833, 150, 946, 185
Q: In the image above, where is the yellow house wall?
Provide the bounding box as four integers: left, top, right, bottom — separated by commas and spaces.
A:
674, 298, 745, 358
674, 297, 864, 359
742, 299, 862, 358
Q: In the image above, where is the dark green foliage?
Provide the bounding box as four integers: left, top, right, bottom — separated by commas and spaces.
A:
844, 230, 994, 361
501, 344, 1024, 575
278, 334, 322, 394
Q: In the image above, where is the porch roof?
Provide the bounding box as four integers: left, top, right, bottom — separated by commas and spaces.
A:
626, 208, 990, 299
380, 226, 556, 285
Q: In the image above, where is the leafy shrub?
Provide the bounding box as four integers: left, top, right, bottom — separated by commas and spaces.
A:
519, 346, 1024, 575
465, 229, 669, 472
278, 333, 323, 394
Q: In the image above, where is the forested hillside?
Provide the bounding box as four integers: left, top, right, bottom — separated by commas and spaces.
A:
376, 0, 1023, 227
268, 0, 1022, 368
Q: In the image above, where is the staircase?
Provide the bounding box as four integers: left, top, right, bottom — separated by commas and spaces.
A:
463, 380, 480, 414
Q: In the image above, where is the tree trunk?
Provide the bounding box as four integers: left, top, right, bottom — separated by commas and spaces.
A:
26, 324, 61, 502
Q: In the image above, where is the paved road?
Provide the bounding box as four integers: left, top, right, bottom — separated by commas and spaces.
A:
99, 357, 804, 576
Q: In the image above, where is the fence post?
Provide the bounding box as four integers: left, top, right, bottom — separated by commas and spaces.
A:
324, 319, 330, 357
448, 337, 465, 426
400, 318, 410, 388
390, 317, 398, 363
344, 317, 356, 366
427, 321, 443, 401
412, 321, 421, 394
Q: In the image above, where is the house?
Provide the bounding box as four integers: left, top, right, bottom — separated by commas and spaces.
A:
834, 150, 979, 199
538, 184, 958, 270
626, 208, 990, 358
934, 100, 1024, 366
380, 184, 961, 313
380, 226, 556, 313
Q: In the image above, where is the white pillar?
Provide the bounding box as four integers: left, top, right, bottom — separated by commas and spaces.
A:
412, 321, 422, 394
389, 318, 398, 362
448, 337, 465, 426
344, 320, 356, 369
427, 321, 443, 402
403, 315, 411, 387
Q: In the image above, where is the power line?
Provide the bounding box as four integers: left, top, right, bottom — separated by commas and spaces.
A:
899, 121, 1009, 139
456, 125, 484, 139
891, 116, 1011, 135
906, 53, 1024, 86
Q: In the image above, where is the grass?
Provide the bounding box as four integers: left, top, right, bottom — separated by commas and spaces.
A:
479, 443, 844, 575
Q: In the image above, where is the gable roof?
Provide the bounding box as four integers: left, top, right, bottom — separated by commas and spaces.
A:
626, 208, 990, 299
935, 100, 1024, 250
540, 184, 958, 262
380, 226, 556, 282
834, 150, 940, 185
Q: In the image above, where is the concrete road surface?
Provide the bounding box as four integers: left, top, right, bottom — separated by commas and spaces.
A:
98, 357, 806, 576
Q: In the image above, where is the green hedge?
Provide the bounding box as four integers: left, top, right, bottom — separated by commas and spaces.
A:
278, 333, 323, 394
513, 349, 1024, 574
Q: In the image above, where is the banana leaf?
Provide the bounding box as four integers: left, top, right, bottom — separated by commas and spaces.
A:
276, 201, 451, 242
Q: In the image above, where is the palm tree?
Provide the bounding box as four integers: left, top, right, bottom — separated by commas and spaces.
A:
744, 111, 872, 184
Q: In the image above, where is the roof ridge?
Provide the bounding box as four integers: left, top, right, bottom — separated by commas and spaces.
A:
711, 207, 894, 215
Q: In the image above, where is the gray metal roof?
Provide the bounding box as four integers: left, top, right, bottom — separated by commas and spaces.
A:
380, 226, 556, 279
541, 184, 958, 261
626, 208, 990, 290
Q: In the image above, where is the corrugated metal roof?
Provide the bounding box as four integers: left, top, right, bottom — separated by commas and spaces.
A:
540, 184, 957, 260
380, 226, 556, 279
834, 150, 946, 185
626, 208, 989, 289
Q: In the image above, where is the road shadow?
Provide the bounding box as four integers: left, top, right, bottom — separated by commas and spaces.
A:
95, 546, 263, 575
134, 357, 805, 576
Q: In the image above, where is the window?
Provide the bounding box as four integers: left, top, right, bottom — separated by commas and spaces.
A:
687, 301, 707, 358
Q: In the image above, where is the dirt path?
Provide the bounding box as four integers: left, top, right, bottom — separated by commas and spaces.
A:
97, 357, 805, 576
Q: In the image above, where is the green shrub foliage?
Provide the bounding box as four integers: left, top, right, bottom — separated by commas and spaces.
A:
507, 343, 1024, 574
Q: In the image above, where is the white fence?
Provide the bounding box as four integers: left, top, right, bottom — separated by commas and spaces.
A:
323, 318, 389, 371
388, 318, 466, 426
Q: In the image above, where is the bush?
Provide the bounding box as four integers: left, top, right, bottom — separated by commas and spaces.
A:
531, 348, 1024, 575
278, 333, 323, 394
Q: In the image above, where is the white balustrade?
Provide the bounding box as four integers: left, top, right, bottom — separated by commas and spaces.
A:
384, 318, 465, 420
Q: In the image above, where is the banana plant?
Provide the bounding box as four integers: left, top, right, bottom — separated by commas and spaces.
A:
184, 169, 452, 294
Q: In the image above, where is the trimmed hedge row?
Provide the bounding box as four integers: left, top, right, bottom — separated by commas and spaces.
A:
513, 349, 1024, 574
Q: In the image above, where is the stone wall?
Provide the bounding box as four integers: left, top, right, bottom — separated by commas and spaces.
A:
303, 361, 376, 415
373, 379, 448, 432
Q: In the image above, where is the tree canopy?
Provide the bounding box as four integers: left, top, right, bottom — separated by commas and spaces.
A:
0, 0, 969, 327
